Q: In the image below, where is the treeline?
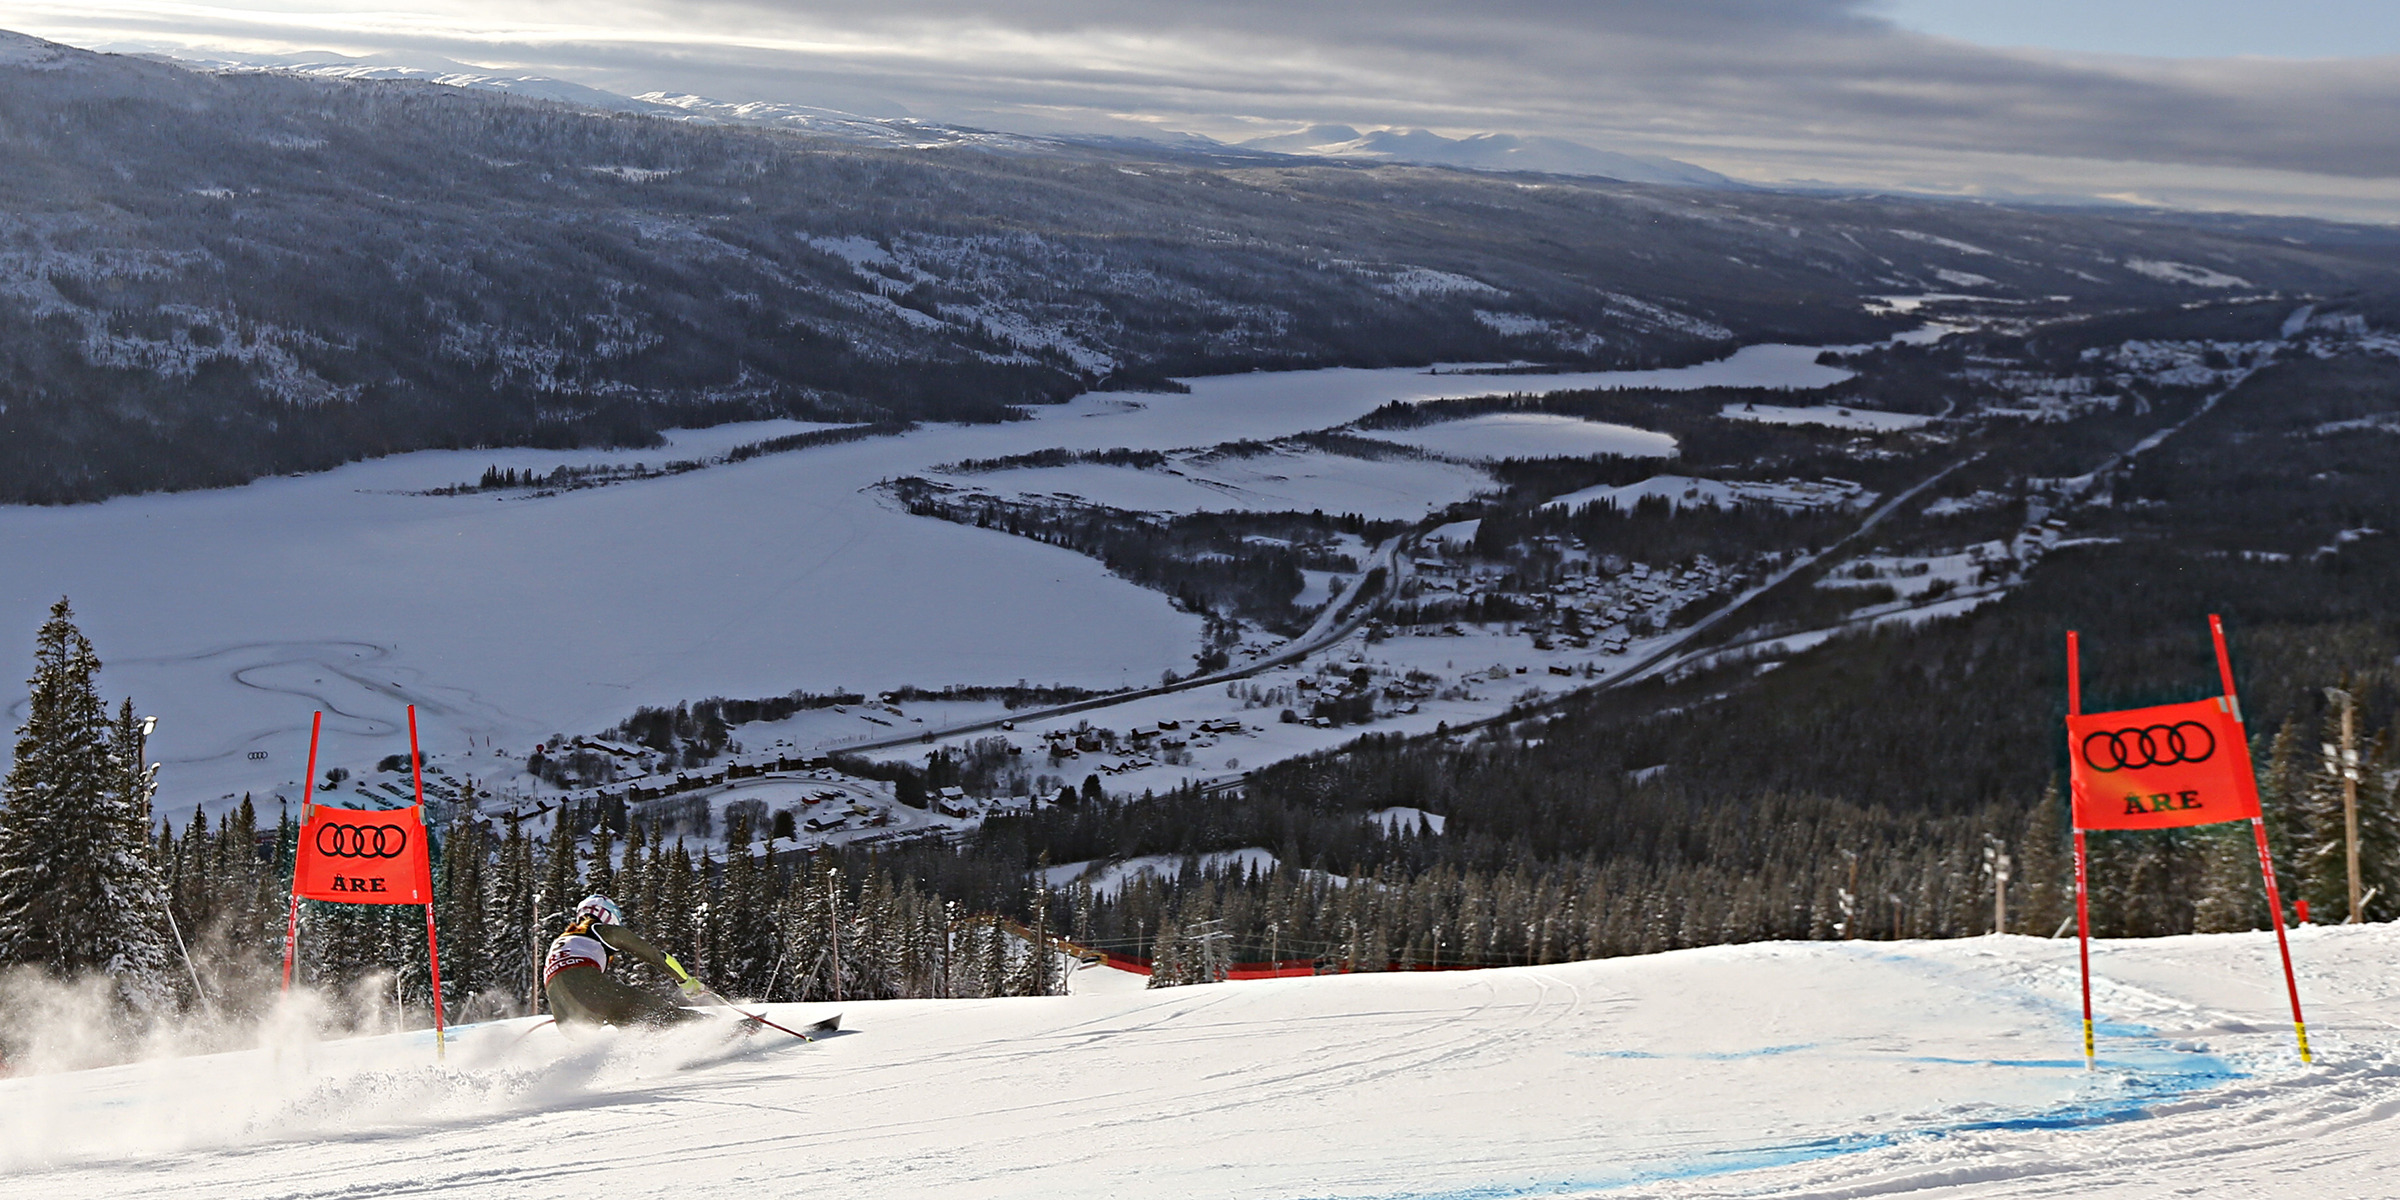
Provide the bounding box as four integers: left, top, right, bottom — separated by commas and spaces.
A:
425, 421, 913, 496
723, 420, 916, 464
596, 682, 1123, 766
891, 482, 1400, 630
941, 446, 1169, 473
152, 804, 1065, 1031
1474, 494, 1857, 577
435, 457, 707, 495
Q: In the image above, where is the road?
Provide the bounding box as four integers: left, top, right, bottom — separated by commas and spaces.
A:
826, 528, 1416, 756
833, 451, 1973, 767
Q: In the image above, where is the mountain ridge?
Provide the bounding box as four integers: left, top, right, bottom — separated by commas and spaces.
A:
3, 29, 2398, 505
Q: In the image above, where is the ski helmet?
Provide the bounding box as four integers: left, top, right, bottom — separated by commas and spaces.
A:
575, 895, 623, 926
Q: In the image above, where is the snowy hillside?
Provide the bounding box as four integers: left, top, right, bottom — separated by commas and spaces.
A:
7, 28, 2398, 505
6, 926, 2397, 1198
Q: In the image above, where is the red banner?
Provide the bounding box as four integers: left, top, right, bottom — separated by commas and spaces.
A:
293, 805, 433, 903
2066, 697, 2260, 831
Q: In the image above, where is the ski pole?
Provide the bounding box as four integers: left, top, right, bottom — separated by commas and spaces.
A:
668, 961, 822, 1041
693, 986, 821, 1041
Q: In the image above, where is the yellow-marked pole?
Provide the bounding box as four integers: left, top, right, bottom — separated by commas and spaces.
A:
2067, 632, 2097, 1071
2252, 818, 2313, 1065
2074, 828, 2096, 1071
2213, 616, 2313, 1065
408, 706, 448, 1063
280, 710, 323, 992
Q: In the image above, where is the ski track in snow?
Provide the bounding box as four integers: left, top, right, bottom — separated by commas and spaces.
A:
8, 927, 2399, 1199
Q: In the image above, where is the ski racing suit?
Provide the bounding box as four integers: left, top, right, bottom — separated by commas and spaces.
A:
543, 919, 703, 1029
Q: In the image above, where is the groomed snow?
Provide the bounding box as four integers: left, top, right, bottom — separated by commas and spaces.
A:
1355, 413, 1676, 461
7, 926, 2397, 1198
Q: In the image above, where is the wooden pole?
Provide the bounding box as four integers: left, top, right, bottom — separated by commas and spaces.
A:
2212, 616, 2311, 1064
281, 711, 322, 992
1993, 844, 2011, 935
2335, 688, 2362, 921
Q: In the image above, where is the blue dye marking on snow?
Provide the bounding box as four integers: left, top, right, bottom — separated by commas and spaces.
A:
1568, 1042, 1815, 1061
1904, 1055, 2090, 1069
1321, 956, 2249, 1200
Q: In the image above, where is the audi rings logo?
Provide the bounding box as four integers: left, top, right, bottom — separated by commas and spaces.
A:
316, 821, 409, 859
2081, 722, 2216, 773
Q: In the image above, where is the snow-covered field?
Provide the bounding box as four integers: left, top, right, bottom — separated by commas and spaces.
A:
0, 347, 1864, 817
1719, 402, 1935, 432
1545, 474, 1871, 513
1355, 412, 1677, 460
952, 449, 1497, 520
7, 925, 2397, 1198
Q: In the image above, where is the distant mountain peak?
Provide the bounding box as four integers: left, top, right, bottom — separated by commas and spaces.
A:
0, 29, 87, 70
1235, 124, 1733, 188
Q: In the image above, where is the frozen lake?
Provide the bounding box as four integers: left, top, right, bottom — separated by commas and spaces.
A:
0, 343, 1865, 813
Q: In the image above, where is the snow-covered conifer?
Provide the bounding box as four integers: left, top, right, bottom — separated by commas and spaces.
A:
0, 600, 173, 1009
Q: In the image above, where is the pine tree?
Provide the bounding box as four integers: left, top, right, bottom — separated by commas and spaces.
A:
0, 600, 173, 1009
485, 819, 538, 1011
2367, 739, 2400, 923
719, 815, 773, 997
2192, 820, 2264, 933
541, 815, 581, 937
2257, 720, 2308, 897
438, 813, 490, 1011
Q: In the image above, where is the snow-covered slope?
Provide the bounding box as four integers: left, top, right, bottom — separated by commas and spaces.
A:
6, 926, 2396, 1198
0, 28, 79, 68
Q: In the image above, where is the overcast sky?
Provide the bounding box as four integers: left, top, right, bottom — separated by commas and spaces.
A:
6, 1, 2395, 222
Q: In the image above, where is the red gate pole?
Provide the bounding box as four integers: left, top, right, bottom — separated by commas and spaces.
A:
408, 706, 448, 1061
2213, 616, 2311, 1064
2067, 631, 2096, 1069
281, 711, 323, 992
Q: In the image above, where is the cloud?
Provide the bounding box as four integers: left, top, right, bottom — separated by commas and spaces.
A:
4, 1, 2394, 219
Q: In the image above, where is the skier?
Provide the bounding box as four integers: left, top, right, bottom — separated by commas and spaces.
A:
543, 894, 710, 1030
